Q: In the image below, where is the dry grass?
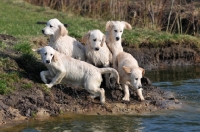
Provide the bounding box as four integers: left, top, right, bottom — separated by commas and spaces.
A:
25, 0, 200, 35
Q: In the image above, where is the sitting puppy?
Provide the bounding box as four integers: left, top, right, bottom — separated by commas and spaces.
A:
33, 46, 120, 104
105, 21, 132, 69
116, 52, 145, 101
42, 18, 86, 61
82, 29, 112, 88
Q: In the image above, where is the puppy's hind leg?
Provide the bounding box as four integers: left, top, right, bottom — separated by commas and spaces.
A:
85, 79, 105, 104
99, 88, 105, 103
87, 87, 105, 104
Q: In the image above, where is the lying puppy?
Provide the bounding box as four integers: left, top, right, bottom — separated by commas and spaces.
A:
105, 21, 132, 69
116, 52, 145, 101
42, 18, 86, 61
33, 46, 120, 104
82, 29, 112, 88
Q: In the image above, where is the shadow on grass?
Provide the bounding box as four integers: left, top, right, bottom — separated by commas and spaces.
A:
15, 53, 46, 83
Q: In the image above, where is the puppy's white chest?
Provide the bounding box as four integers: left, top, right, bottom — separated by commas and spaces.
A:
87, 49, 109, 67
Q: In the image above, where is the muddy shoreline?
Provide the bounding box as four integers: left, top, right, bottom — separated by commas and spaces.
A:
0, 80, 181, 126
0, 34, 199, 126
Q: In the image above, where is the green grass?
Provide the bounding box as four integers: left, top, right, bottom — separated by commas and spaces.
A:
1, 0, 200, 47
0, 72, 20, 94
0, 0, 200, 94
14, 42, 32, 54
123, 28, 200, 48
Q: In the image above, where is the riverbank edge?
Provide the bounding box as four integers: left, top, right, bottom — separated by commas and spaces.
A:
1, 42, 194, 126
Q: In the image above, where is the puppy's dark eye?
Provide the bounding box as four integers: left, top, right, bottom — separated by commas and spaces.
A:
50, 54, 53, 56
44, 53, 47, 55
120, 31, 122, 32
93, 39, 96, 42
114, 30, 117, 32
50, 25, 53, 28
135, 78, 138, 80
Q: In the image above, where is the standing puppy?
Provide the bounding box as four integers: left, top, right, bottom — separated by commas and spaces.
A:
105, 21, 132, 69
82, 30, 112, 88
116, 52, 145, 101
33, 46, 120, 104
42, 18, 86, 61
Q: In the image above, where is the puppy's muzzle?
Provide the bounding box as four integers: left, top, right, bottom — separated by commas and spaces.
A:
95, 47, 99, 51
116, 37, 120, 41
46, 60, 50, 64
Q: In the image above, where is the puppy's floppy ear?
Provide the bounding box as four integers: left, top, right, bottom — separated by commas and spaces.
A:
140, 67, 145, 76
101, 35, 106, 47
105, 21, 113, 31
59, 25, 68, 36
82, 31, 90, 44
32, 48, 41, 54
123, 66, 132, 74
121, 21, 132, 30
53, 51, 59, 62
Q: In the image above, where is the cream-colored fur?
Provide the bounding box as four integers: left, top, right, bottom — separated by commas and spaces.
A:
42, 18, 86, 61
105, 21, 132, 69
116, 52, 145, 101
33, 46, 120, 104
82, 29, 112, 88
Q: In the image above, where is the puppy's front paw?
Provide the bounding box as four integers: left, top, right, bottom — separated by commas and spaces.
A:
122, 96, 130, 101
137, 89, 145, 101
139, 97, 145, 101
45, 84, 53, 88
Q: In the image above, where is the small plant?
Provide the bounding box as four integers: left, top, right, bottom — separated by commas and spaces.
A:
0, 80, 9, 94
22, 82, 33, 89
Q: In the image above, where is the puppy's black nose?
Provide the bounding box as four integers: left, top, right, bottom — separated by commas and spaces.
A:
42, 30, 44, 34
95, 47, 99, 51
46, 60, 50, 63
116, 37, 120, 41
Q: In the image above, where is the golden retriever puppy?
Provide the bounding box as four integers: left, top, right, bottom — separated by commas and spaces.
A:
105, 21, 132, 69
42, 18, 86, 61
82, 29, 112, 88
116, 52, 145, 101
33, 46, 120, 104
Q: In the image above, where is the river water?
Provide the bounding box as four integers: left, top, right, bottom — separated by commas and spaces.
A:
1, 66, 200, 132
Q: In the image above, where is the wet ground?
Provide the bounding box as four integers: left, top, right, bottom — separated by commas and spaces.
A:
0, 79, 181, 126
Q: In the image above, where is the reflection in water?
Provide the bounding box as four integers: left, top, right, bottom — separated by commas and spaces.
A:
2, 114, 145, 132
2, 66, 200, 132
145, 66, 200, 82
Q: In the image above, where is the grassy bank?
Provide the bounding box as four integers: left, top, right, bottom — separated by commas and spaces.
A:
1, 0, 200, 47
0, 0, 200, 94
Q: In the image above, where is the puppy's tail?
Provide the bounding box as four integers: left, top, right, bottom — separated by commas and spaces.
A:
99, 68, 120, 84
